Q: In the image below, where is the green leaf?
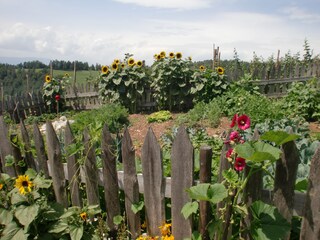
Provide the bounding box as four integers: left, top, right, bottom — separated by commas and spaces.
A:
0, 209, 13, 225
186, 183, 210, 201
260, 131, 300, 146
48, 220, 69, 234
295, 178, 308, 192
131, 201, 144, 214
113, 215, 123, 225
181, 201, 199, 219
252, 142, 282, 161
15, 204, 39, 227
10, 189, 27, 205
250, 201, 290, 240
208, 184, 228, 204
222, 169, 239, 184
234, 142, 255, 159
70, 224, 83, 240
1, 222, 28, 240
112, 78, 122, 85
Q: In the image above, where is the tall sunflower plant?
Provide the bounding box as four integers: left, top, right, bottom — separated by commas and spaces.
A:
182, 114, 300, 239
98, 53, 148, 113
150, 51, 193, 111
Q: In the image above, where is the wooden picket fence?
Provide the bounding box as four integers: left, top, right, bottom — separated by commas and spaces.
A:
0, 115, 319, 239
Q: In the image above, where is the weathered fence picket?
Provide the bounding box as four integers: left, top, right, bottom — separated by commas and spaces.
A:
33, 123, 49, 178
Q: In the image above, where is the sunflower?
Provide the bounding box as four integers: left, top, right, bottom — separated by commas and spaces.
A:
136, 60, 143, 67
154, 54, 158, 60
128, 58, 135, 66
45, 75, 51, 83
199, 65, 205, 71
159, 222, 171, 236
156, 55, 161, 60
15, 175, 33, 195
80, 212, 87, 221
111, 62, 118, 71
188, 56, 192, 61
0, 183, 3, 190
121, 63, 126, 68
217, 66, 225, 75
160, 51, 166, 58
114, 59, 120, 64
176, 52, 182, 59
169, 52, 175, 58
101, 65, 109, 74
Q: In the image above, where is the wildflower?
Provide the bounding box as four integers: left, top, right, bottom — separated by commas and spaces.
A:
0, 183, 3, 190
157, 55, 161, 60
80, 212, 87, 221
55, 94, 61, 101
101, 65, 109, 74
159, 222, 171, 236
237, 114, 251, 130
188, 56, 192, 61
199, 65, 205, 71
234, 157, 246, 171
154, 54, 158, 60
176, 52, 182, 59
226, 148, 234, 159
169, 52, 175, 58
229, 131, 241, 143
230, 114, 238, 128
121, 63, 126, 68
136, 60, 143, 67
128, 58, 135, 66
45, 75, 51, 83
111, 62, 118, 70
15, 175, 33, 195
217, 67, 224, 75
114, 59, 120, 64
64, 73, 70, 77
162, 236, 174, 240
160, 51, 166, 58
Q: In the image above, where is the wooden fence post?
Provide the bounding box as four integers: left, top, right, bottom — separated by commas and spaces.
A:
65, 121, 82, 207
199, 146, 213, 240
83, 128, 99, 206
122, 128, 141, 239
101, 124, 120, 234
141, 127, 165, 237
171, 126, 194, 239
300, 145, 320, 239
33, 123, 49, 178
273, 140, 300, 240
20, 120, 37, 170
46, 120, 68, 207
0, 116, 16, 176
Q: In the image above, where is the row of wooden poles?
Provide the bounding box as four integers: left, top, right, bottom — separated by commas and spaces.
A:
0, 115, 320, 239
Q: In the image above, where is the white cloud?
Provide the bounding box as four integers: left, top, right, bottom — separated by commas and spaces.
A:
112, 0, 214, 10
282, 6, 320, 23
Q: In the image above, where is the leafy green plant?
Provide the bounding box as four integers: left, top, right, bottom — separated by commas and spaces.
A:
190, 65, 229, 103
150, 51, 193, 111
98, 53, 148, 113
146, 110, 173, 123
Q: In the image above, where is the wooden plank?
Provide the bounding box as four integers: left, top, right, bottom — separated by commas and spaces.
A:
10, 133, 23, 175
199, 146, 212, 240
273, 140, 300, 239
33, 123, 49, 178
20, 120, 37, 170
300, 145, 320, 239
141, 127, 165, 237
171, 126, 193, 239
83, 128, 99, 206
101, 124, 120, 234
122, 128, 141, 239
65, 121, 82, 207
0, 116, 16, 176
46, 120, 68, 207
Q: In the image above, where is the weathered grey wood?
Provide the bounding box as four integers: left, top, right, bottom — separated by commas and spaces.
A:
171, 126, 193, 239
10, 134, 23, 175
46, 120, 68, 207
33, 123, 49, 178
122, 128, 140, 239
141, 127, 165, 237
273, 140, 300, 239
83, 128, 99, 206
199, 146, 212, 240
65, 121, 82, 207
101, 124, 120, 233
20, 120, 37, 170
0, 116, 16, 176
300, 145, 320, 240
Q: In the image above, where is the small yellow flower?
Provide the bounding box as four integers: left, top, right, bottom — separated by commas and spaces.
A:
64, 73, 70, 77
121, 63, 126, 68
162, 235, 174, 240
111, 62, 118, 70
128, 58, 135, 66
188, 56, 192, 61
101, 65, 109, 74
136, 60, 143, 67
15, 175, 33, 195
199, 65, 205, 71
80, 212, 87, 221
114, 59, 120, 64
45, 75, 51, 83
0, 183, 3, 190
217, 66, 225, 75
176, 52, 182, 59
159, 222, 171, 236
154, 54, 158, 60
156, 55, 161, 60
169, 52, 175, 58
160, 51, 166, 58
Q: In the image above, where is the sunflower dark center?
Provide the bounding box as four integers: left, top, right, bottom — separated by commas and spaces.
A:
22, 180, 29, 187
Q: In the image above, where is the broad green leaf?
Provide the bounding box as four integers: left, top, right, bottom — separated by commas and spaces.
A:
24, 168, 37, 178
260, 131, 300, 146
70, 224, 84, 240
1, 222, 28, 240
131, 201, 144, 214
0, 209, 13, 225
235, 142, 255, 159
112, 78, 122, 85
250, 201, 290, 240
10, 189, 27, 205
208, 184, 228, 204
181, 201, 199, 219
253, 142, 282, 161
48, 220, 69, 234
113, 215, 123, 225
186, 183, 210, 201
222, 169, 239, 184
295, 178, 308, 192
196, 83, 204, 91
15, 204, 39, 227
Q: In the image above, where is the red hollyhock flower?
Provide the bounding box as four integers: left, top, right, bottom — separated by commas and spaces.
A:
237, 114, 251, 130
55, 94, 61, 101
229, 131, 240, 142
226, 148, 233, 158
230, 114, 238, 128
234, 157, 246, 171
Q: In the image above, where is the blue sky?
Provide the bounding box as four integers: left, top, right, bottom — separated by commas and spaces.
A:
0, 0, 319, 65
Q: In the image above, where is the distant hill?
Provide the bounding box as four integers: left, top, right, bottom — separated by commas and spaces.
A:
0, 56, 50, 65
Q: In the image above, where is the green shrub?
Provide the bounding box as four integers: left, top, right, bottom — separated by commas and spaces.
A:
146, 110, 172, 123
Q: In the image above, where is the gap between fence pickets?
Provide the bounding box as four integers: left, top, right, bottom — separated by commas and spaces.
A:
46, 162, 306, 215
